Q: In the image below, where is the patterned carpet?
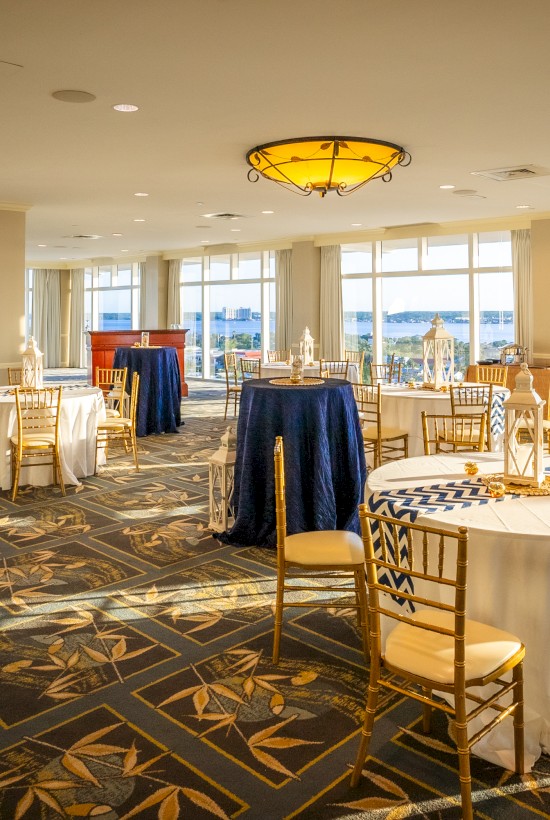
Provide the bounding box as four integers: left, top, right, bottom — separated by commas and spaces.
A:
0, 380, 549, 819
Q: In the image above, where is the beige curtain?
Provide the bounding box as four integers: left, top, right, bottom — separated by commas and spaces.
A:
511, 229, 533, 362
68, 268, 85, 367
320, 245, 344, 359
32, 268, 61, 367
167, 259, 181, 327
275, 249, 293, 351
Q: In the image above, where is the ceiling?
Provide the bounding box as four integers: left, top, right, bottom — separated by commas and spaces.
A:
2, 0, 550, 264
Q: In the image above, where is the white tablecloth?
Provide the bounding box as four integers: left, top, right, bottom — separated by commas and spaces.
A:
380, 384, 509, 457
0, 386, 106, 490
260, 362, 360, 383
367, 451, 550, 770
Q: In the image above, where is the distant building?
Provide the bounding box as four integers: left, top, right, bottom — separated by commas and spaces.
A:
222, 307, 252, 320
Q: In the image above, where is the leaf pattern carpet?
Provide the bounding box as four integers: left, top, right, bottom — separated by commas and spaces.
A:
0, 381, 549, 819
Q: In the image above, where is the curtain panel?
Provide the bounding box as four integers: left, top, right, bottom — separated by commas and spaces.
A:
275, 249, 293, 352
511, 229, 533, 362
320, 245, 344, 359
68, 268, 85, 367
32, 269, 61, 367
138, 261, 146, 328
167, 259, 181, 327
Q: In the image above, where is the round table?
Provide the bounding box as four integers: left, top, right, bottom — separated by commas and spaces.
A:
379, 383, 509, 456
113, 346, 182, 436
366, 450, 550, 770
0, 385, 106, 489
221, 377, 366, 547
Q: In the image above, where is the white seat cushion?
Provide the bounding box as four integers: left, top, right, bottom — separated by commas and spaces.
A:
105, 408, 121, 418
284, 529, 365, 566
385, 609, 523, 684
11, 432, 56, 447
362, 425, 406, 441
98, 418, 132, 431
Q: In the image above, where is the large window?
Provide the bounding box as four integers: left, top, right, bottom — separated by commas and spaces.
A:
178, 250, 276, 380
342, 231, 514, 381
85, 263, 141, 330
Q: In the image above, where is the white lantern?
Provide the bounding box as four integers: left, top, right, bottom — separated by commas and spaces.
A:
22, 336, 44, 388
208, 426, 237, 532
422, 314, 454, 390
299, 327, 315, 366
503, 364, 545, 487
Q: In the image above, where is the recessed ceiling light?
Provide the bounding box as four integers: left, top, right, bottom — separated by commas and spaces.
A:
121, 249, 129, 252
133, 218, 145, 222
134, 192, 148, 197
52, 89, 96, 103
351, 223, 362, 227
516, 204, 532, 209
60, 257, 67, 260
201, 240, 210, 244
112, 233, 123, 237
440, 184, 455, 190
112, 103, 139, 112
38, 244, 47, 247
261, 210, 274, 214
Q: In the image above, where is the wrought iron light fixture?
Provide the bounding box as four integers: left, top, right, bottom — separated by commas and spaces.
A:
246, 136, 411, 197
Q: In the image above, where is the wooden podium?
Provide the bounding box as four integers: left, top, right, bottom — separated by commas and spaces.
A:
87, 329, 188, 397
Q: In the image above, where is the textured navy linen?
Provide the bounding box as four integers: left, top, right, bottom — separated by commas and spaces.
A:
221, 378, 367, 547
113, 346, 182, 436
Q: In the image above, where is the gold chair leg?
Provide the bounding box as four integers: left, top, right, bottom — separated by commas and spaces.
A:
11, 452, 20, 502
55, 449, 66, 496
513, 661, 525, 775
422, 689, 432, 732
131, 432, 139, 472
272, 575, 285, 665
454, 700, 473, 820
350, 680, 380, 787
353, 567, 370, 663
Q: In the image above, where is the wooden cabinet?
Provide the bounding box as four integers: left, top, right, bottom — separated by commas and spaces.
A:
87, 329, 188, 397
466, 364, 550, 403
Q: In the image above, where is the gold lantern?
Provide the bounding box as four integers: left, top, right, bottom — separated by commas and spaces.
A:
208, 427, 237, 532
422, 314, 454, 390
22, 336, 44, 388
503, 364, 545, 487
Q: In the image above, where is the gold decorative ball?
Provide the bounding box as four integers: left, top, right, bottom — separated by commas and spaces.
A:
464, 461, 479, 475
488, 481, 506, 498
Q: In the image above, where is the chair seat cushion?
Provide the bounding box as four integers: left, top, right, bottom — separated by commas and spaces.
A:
98, 418, 132, 431
284, 529, 365, 566
385, 609, 523, 684
11, 432, 56, 448
362, 425, 407, 441
105, 408, 121, 418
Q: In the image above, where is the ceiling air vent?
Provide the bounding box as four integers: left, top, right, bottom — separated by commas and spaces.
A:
201, 212, 246, 220
471, 165, 550, 182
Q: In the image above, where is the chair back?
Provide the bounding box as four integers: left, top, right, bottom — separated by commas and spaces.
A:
267, 349, 290, 363
320, 359, 349, 379
474, 364, 508, 387
128, 372, 140, 424
273, 436, 287, 558
345, 350, 366, 383
96, 367, 128, 413
241, 358, 261, 381
223, 352, 239, 387
7, 367, 22, 386
14, 386, 63, 451
370, 361, 402, 384
358, 505, 469, 670
352, 382, 381, 432
421, 411, 486, 454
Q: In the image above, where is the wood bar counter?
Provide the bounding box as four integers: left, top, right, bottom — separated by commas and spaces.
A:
88, 329, 188, 397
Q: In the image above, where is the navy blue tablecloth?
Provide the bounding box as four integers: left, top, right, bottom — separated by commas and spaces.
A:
112, 346, 182, 436
221, 378, 367, 547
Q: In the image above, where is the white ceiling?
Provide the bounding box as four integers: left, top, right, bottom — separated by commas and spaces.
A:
2, 0, 550, 264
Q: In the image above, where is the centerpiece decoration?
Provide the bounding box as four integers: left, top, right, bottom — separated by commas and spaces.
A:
422, 313, 454, 390
290, 355, 304, 383
208, 427, 237, 532
503, 363, 545, 487
22, 336, 44, 388
299, 327, 315, 366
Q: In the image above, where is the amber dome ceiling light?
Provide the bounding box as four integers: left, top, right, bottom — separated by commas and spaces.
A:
246, 136, 411, 197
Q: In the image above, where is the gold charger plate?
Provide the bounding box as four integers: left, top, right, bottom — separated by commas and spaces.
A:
268, 377, 325, 386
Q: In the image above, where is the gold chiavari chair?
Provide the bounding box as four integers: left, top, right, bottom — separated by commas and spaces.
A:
450, 383, 493, 451
272, 436, 370, 664
474, 364, 508, 388
267, 349, 291, 363
319, 359, 349, 379
7, 367, 22, 386
240, 358, 261, 381
95, 372, 140, 473
352, 383, 408, 468
351, 506, 526, 820
223, 352, 241, 420
421, 411, 486, 454
95, 366, 129, 418
10, 386, 65, 501
345, 350, 366, 383
370, 357, 402, 385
